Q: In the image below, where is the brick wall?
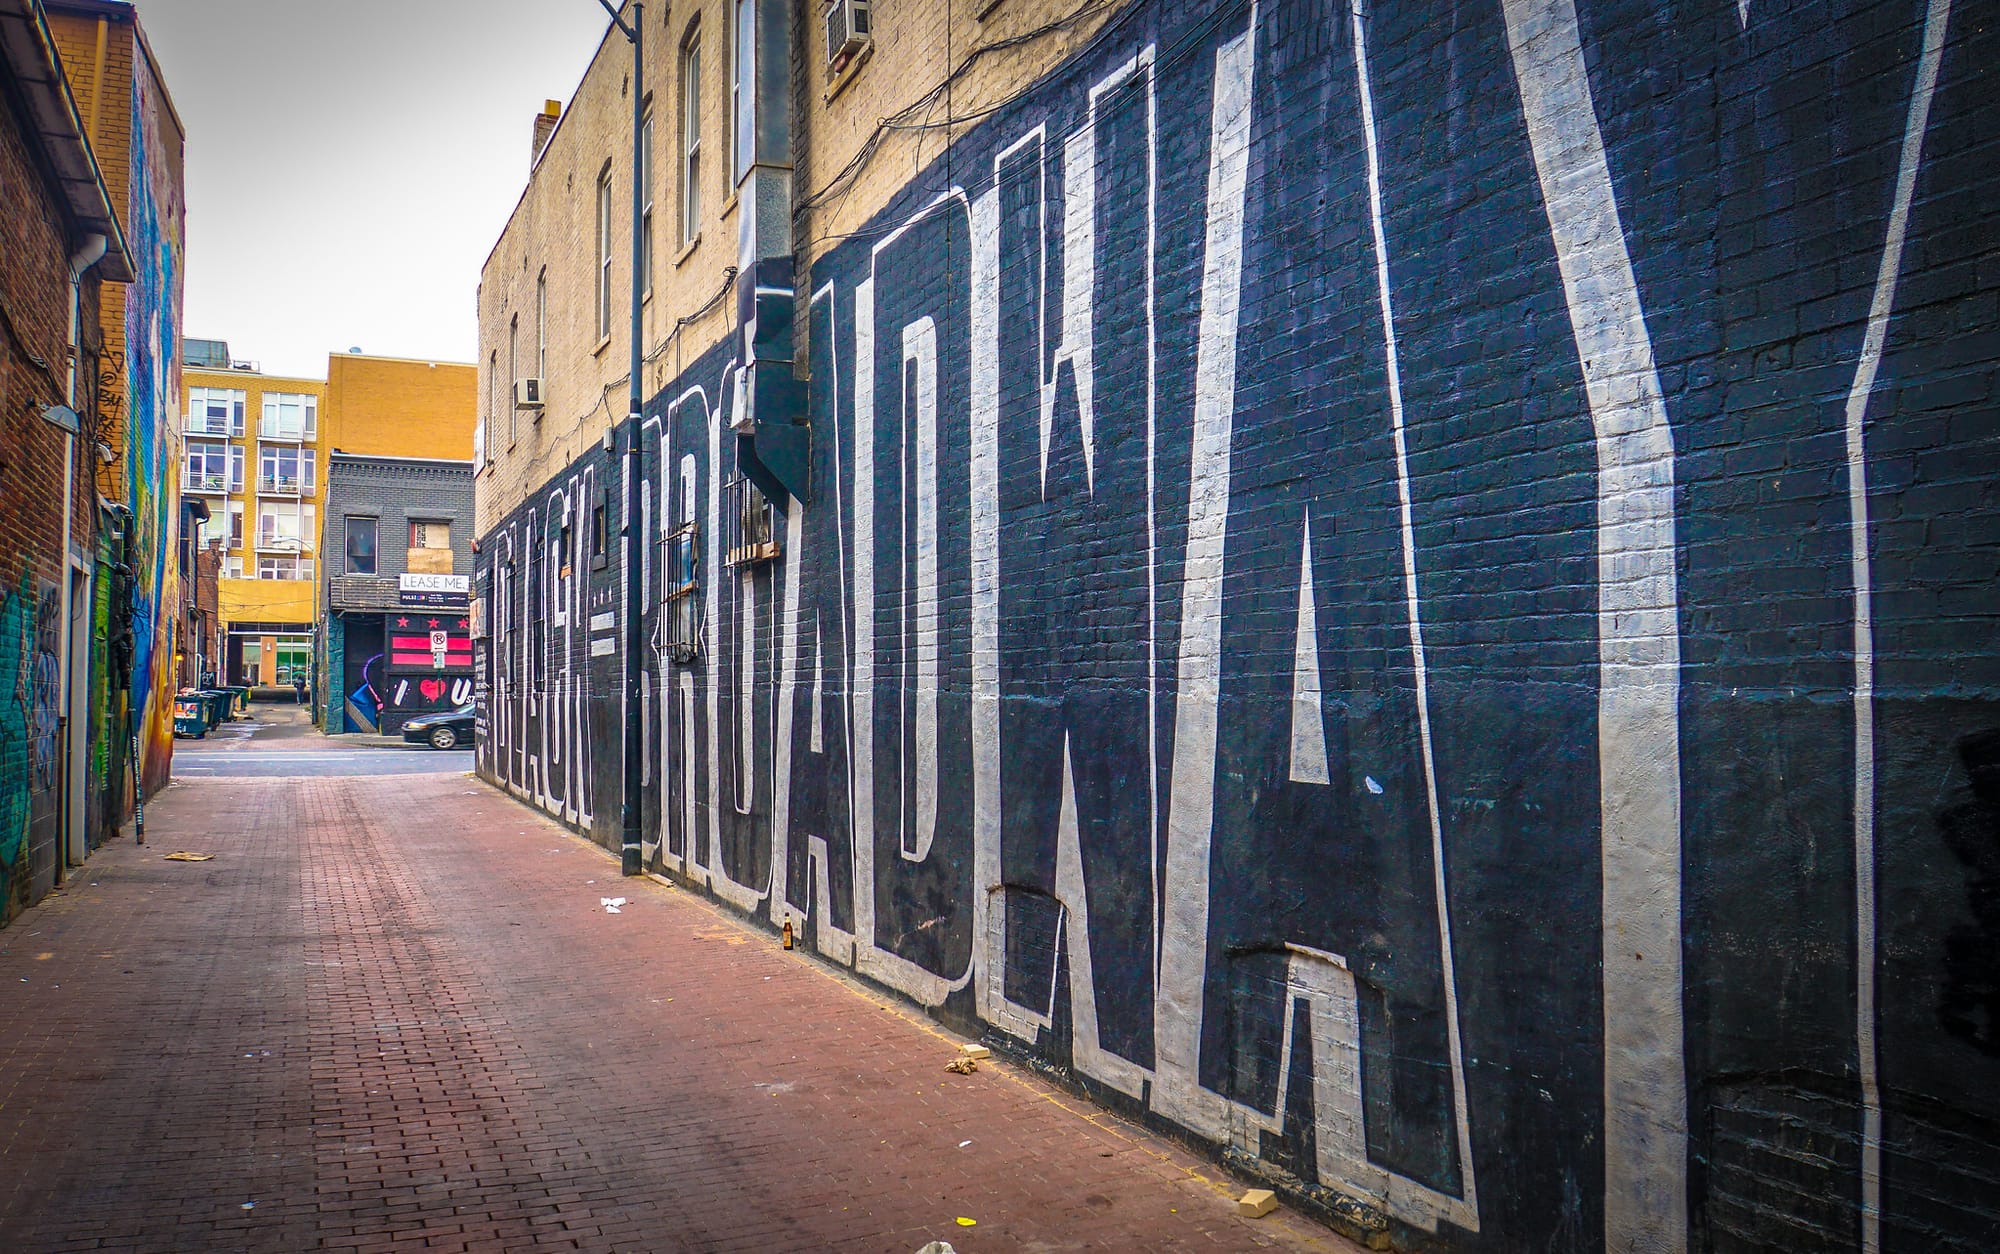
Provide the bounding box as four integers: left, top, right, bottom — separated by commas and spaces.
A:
0, 32, 113, 923
477, 0, 2000, 1248
323, 354, 477, 461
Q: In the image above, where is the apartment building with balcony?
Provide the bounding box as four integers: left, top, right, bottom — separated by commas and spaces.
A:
180, 351, 326, 687
181, 343, 478, 693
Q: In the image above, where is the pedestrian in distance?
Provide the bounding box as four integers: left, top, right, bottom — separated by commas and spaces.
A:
293, 674, 307, 706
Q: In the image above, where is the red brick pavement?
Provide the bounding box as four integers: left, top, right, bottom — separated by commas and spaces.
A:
0, 768, 1354, 1253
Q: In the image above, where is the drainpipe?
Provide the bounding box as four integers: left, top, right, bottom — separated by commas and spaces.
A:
58, 233, 107, 874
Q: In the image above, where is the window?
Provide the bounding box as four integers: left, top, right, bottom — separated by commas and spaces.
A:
257, 500, 315, 550
409, 518, 452, 575
186, 388, 246, 436
196, 500, 244, 551
259, 392, 317, 441
346, 516, 378, 576
535, 271, 547, 381
641, 104, 655, 291
680, 28, 702, 245
223, 554, 244, 579
185, 440, 231, 492
731, 0, 751, 183
725, 474, 779, 566
258, 555, 314, 581
508, 315, 519, 446
596, 164, 614, 339
198, 503, 228, 548
485, 350, 498, 462
258, 444, 314, 494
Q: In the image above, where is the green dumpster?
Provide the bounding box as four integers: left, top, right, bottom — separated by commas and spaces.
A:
173, 692, 208, 738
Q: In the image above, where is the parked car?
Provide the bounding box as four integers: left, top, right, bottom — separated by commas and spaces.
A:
402, 704, 475, 750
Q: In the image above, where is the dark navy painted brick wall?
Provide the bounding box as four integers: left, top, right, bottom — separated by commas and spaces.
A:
477, 0, 1999, 1248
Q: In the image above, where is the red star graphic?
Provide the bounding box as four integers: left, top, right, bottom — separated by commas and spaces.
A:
456, 618, 468, 629
395, 617, 409, 627
427, 618, 440, 629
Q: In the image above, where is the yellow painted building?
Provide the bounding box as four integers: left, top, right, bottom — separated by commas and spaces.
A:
324, 353, 477, 461
182, 350, 476, 688
181, 363, 327, 686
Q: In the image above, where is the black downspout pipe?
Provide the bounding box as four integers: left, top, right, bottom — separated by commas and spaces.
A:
597, 0, 647, 877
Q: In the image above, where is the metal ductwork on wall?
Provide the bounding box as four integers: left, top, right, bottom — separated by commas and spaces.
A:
728, 0, 808, 505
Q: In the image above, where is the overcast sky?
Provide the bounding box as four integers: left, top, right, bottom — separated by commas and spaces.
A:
134, 0, 614, 379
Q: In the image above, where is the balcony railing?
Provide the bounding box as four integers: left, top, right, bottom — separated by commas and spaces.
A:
255, 533, 312, 554
257, 473, 309, 495
185, 470, 230, 493
257, 422, 312, 442
185, 416, 235, 437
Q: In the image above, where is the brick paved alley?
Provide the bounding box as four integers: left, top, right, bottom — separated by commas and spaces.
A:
0, 764, 1347, 1253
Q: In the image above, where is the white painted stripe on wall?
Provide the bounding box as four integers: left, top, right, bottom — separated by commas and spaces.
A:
1502, 1, 1686, 1248
905, 316, 941, 863
1847, 5, 1952, 1249
1155, 12, 1255, 1134
969, 182, 1007, 1026
1351, 1, 1479, 1225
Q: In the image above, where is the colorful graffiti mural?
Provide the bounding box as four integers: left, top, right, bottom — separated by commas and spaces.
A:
0, 573, 62, 916
122, 62, 184, 798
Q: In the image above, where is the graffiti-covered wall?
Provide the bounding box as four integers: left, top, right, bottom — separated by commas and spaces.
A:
121, 45, 185, 801
477, 0, 2000, 1247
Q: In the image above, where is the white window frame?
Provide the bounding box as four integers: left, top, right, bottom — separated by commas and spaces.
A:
186, 387, 247, 437
641, 104, 655, 293
258, 444, 315, 494
259, 392, 318, 441
596, 165, 614, 340
257, 555, 315, 581
184, 439, 230, 492
731, 0, 751, 185
680, 28, 702, 246
508, 315, 519, 446
257, 500, 316, 551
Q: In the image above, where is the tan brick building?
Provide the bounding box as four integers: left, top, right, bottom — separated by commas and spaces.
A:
476, 0, 1124, 532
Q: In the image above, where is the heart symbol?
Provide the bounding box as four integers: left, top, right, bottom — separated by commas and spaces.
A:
420, 679, 445, 702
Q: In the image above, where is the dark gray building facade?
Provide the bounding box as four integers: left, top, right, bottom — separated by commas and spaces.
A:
319, 454, 474, 735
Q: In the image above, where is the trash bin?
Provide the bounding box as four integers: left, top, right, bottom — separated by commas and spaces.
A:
222, 685, 250, 718
197, 689, 233, 731
173, 692, 208, 739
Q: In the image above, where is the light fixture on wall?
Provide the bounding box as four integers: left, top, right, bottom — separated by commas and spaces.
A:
38, 402, 80, 434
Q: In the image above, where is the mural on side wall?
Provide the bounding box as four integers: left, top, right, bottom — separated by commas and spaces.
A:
0, 574, 63, 917
478, 0, 1997, 1248
124, 63, 184, 799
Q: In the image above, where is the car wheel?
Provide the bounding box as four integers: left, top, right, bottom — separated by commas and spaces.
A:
429, 725, 459, 750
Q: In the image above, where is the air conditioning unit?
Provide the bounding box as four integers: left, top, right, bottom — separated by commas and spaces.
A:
826, 0, 871, 65
514, 377, 545, 410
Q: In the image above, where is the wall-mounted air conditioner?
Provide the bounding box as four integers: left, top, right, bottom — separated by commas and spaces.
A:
826, 0, 871, 65
514, 378, 545, 410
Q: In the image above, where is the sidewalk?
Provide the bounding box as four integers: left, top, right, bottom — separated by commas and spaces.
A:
0, 767, 1349, 1253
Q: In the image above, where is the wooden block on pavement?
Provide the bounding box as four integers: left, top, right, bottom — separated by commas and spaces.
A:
1237, 1189, 1278, 1218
